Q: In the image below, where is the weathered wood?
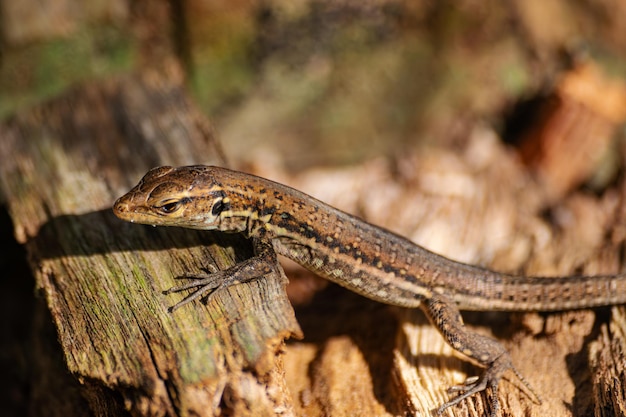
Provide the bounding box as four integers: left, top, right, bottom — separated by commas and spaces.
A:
590, 308, 626, 417
0, 68, 301, 417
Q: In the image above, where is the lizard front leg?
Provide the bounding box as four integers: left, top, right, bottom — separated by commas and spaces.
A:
164, 238, 279, 312
421, 292, 537, 416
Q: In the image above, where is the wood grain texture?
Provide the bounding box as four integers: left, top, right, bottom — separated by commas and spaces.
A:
0, 67, 301, 417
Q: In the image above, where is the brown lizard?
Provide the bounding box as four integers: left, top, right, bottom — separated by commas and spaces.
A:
113, 165, 626, 416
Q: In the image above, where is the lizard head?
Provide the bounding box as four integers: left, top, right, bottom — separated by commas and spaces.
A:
113, 165, 262, 234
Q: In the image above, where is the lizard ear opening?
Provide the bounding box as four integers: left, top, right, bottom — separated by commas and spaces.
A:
211, 199, 230, 216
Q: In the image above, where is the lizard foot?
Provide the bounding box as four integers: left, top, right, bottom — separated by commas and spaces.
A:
164, 269, 235, 312
434, 352, 540, 417
435, 366, 500, 417
163, 250, 277, 312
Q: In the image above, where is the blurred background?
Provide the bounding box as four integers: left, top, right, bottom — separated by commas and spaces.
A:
2, 0, 625, 171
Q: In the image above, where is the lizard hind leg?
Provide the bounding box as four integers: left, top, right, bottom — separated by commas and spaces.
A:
421, 293, 539, 416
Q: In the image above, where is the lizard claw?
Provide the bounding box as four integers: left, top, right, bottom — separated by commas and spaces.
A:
447, 375, 480, 393
435, 374, 498, 417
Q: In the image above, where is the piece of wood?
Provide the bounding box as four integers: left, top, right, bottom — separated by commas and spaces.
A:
590, 307, 626, 417
0, 66, 301, 417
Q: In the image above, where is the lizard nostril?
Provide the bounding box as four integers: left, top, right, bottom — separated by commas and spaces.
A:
112, 198, 130, 218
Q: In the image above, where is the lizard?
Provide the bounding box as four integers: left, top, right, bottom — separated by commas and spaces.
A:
113, 165, 626, 416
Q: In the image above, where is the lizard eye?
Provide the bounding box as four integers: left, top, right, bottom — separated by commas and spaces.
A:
156, 199, 182, 214
211, 199, 229, 216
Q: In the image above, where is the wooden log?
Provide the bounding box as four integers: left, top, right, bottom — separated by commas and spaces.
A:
0, 67, 301, 417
